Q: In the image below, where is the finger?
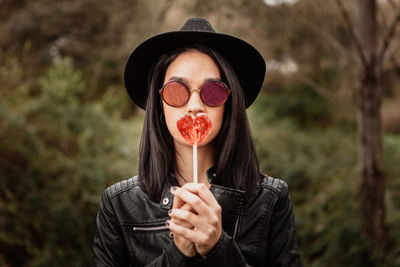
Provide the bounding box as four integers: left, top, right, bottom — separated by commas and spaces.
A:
172, 187, 221, 235
166, 220, 204, 244
169, 209, 198, 227
173, 233, 192, 243
171, 207, 218, 235
180, 203, 194, 212
171, 187, 208, 215
169, 209, 194, 229
171, 187, 185, 209
182, 183, 219, 207
171, 217, 193, 229
172, 190, 196, 218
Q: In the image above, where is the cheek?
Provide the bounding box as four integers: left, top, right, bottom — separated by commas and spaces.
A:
208, 107, 225, 139
163, 106, 180, 136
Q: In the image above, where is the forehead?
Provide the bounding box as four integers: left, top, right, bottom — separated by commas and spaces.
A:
164, 49, 221, 82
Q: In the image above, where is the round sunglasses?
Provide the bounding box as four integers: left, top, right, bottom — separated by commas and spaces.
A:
159, 80, 231, 107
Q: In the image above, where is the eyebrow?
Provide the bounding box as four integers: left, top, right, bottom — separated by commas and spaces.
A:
167, 76, 222, 86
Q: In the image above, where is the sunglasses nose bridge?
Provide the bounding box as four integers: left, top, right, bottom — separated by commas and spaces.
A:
186, 89, 205, 115
189, 88, 201, 94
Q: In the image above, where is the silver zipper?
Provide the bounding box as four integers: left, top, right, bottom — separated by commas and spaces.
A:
132, 225, 168, 231
233, 215, 240, 239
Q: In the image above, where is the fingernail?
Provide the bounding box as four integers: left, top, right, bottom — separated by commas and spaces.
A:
165, 220, 171, 227
170, 186, 178, 192
168, 209, 172, 216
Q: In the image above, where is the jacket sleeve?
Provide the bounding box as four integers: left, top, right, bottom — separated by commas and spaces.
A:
92, 190, 130, 266
192, 181, 301, 267
191, 230, 254, 267
266, 181, 302, 267
91, 190, 193, 267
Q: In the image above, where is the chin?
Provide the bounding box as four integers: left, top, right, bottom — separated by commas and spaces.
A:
173, 136, 214, 149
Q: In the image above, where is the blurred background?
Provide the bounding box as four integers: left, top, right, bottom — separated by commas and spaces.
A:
1, 0, 400, 266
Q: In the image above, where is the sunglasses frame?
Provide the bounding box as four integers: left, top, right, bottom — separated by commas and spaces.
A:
159, 79, 231, 107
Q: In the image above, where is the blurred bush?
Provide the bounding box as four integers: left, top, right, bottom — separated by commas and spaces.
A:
0, 58, 143, 266
249, 95, 400, 266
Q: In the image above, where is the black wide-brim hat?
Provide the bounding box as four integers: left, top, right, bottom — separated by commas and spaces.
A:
124, 18, 266, 110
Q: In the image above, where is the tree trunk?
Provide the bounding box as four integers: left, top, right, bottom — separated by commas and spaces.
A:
354, 0, 387, 250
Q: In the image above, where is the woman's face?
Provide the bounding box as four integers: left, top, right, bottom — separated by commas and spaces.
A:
162, 49, 225, 148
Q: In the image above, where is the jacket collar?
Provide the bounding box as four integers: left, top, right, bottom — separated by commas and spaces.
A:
159, 167, 245, 237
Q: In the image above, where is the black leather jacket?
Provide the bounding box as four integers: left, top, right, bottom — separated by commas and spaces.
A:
92, 171, 301, 266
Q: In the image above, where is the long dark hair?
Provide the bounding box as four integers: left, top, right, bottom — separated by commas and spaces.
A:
138, 44, 260, 201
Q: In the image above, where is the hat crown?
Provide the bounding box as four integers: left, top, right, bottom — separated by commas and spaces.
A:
180, 18, 216, 32
125, 17, 266, 110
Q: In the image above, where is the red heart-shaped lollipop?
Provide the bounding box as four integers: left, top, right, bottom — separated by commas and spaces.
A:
177, 113, 212, 145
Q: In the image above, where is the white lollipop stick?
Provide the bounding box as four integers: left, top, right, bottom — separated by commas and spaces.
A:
193, 143, 198, 184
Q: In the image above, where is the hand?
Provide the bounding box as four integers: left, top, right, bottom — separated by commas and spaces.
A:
168, 190, 196, 258
167, 183, 222, 257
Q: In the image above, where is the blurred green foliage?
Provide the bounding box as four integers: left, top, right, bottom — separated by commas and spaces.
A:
0, 58, 143, 266
249, 96, 400, 266
1, 0, 399, 266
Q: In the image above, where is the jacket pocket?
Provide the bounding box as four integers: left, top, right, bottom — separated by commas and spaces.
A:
124, 222, 172, 264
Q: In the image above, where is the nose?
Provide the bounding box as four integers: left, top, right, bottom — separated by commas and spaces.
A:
186, 90, 205, 116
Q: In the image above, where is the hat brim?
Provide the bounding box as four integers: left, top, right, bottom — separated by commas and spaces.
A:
124, 30, 266, 110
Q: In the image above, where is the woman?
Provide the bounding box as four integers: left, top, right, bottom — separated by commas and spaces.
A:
92, 18, 301, 266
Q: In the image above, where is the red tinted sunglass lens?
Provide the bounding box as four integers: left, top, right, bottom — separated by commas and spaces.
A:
201, 81, 230, 106
162, 82, 189, 107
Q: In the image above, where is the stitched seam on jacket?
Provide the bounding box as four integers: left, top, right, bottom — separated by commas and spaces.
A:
233, 193, 244, 239
255, 195, 269, 257
255, 179, 280, 262
260, 175, 285, 196
107, 176, 141, 199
